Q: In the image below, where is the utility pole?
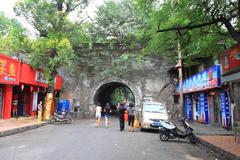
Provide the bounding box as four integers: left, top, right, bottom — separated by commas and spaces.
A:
177, 41, 183, 117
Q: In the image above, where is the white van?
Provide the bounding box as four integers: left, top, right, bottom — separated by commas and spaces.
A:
139, 102, 168, 130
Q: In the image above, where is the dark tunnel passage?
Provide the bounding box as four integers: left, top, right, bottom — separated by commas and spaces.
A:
93, 82, 135, 114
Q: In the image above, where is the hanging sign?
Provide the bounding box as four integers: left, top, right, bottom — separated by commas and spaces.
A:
185, 95, 193, 120
220, 91, 231, 129
221, 44, 240, 75
32, 92, 38, 111
0, 54, 20, 85
199, 92, 209, 124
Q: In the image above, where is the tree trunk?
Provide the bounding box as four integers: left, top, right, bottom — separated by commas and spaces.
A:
222, 18, 240, 42
43, 72, 57, 120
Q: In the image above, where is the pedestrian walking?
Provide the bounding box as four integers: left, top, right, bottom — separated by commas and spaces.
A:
104, 102, 112, 128
118, 102, 126, 131
95, 103, 102, 128
127, 103, 135, 132
37, 101, 43, 123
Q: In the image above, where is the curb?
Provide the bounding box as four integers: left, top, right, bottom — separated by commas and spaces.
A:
0, 122, 49, 138
197, 136, 239, 160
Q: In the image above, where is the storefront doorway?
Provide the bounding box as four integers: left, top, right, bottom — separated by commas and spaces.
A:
0, 87, 4, 119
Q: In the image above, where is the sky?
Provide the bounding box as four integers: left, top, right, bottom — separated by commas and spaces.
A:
0, 0, 105, 36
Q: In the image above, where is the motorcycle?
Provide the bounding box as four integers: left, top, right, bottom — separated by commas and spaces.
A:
51, 110, 73, 124
159, 117, 197, 144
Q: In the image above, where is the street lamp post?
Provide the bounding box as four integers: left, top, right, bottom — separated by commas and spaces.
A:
176, 41, 183, 117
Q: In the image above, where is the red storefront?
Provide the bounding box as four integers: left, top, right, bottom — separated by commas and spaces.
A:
0, 54, 21, 119
13, 63, 49, 117
0, 53, 63, 119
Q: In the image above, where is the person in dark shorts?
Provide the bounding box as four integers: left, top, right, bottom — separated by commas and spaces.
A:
127, 103, 135, 132
104, 102, 112, 128
118, 102, 126, 131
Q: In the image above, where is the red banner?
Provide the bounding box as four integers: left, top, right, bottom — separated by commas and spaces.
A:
0, 54, 20, 85
221, 43, 240, 75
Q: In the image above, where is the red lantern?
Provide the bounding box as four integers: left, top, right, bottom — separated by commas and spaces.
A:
210, 91, 215, 96
21, 84, 24, 91
30, 86, 34, 92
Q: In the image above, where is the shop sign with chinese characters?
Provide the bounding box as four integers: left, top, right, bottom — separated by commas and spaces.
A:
176, 65, 221, 94
0, 54, 20, 85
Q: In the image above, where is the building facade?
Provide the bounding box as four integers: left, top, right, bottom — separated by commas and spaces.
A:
176, 65, 225, 127
0, 53, 63, 119
220, 43, 240, 127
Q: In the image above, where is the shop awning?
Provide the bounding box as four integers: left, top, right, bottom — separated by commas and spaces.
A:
221, 72, 240, 83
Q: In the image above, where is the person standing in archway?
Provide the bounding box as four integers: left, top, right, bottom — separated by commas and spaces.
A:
95, 103, 102, 128
118, 102, 126, 131
104, 102, 112, 128
127, 103, 135, 132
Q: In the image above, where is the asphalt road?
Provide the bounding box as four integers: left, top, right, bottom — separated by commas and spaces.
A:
0, 118, 222, 160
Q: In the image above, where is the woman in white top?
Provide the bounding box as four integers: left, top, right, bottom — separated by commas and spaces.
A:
95, 103, 102, 127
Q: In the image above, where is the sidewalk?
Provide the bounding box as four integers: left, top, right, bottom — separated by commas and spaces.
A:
0, 116, 48, 137
190, 122, 240, 160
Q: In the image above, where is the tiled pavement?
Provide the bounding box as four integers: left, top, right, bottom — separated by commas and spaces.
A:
199, 136, 240, 157
190, 122, 240, 160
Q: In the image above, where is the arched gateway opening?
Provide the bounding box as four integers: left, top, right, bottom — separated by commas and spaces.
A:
94, 82, 134, 112
88, 77, 142, 116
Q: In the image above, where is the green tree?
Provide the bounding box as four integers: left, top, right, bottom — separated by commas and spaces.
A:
14, 0, 89, 88
94, 0, 144, 50
110, 87, 134, 105
135, 0, 239, 66
0, 12, 30, 55
14, 0, 89, 118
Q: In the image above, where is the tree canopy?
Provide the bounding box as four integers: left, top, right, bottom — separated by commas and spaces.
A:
14, 0, 89, 87
135, 0, 239, 66
0, 12, 30, 55
1, 0, 239, 75
93, 0, 145, 50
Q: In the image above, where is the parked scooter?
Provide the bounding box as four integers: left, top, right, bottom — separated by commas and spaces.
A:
51, 110, 73, 124
159, 117, 197, 144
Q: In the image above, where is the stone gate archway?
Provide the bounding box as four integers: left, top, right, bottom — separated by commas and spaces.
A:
88, 77, 142, 115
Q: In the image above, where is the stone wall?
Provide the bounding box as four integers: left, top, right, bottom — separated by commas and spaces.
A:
60, 47, 176, 118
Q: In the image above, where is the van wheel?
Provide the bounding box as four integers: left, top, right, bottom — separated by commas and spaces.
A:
159, 132, 169, 141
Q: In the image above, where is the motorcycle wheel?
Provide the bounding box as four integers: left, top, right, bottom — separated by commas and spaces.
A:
189, 134, 198, 144
159, 132, 169, 141
67, 117, 73, 124
50, 117, 55, 124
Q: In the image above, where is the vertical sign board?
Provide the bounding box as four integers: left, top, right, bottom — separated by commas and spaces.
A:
199, 92, 209, 124
225, 92, 230, 129
220, 91, 230, 129
196, 95, 201, 121
199, 93, 205, 123
204, 94, 209, 124
184, 96, 188, 117
186, 95, 193, 120
32, 92, 38, 111
220, 92, 226, 128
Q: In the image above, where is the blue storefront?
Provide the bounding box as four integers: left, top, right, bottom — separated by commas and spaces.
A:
176, 65, 229, 127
